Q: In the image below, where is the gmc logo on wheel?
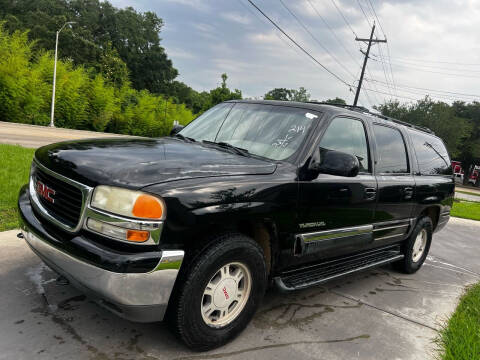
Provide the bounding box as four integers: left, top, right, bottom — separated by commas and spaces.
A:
222, 287, 229, 300
36, 180, 55, 203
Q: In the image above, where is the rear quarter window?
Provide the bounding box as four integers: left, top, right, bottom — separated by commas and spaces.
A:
408, 129, 452, 175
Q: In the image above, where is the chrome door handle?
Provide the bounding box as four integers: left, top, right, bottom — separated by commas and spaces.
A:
403, 187, 414, 200
364, 187, 377, 200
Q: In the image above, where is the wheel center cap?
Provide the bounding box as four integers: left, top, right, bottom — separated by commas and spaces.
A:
213, 279, 237, 308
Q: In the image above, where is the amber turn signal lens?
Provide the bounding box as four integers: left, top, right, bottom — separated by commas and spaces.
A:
126, 229, 150, 242
132, 194, 163, 219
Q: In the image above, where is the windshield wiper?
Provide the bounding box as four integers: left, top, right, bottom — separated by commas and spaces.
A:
174, 133, 196, 142
202, 140, 250, 157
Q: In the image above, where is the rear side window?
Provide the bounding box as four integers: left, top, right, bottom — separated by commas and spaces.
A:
319, 117, 370, 172
373, 124, 409, 174
408, 130, 452, 175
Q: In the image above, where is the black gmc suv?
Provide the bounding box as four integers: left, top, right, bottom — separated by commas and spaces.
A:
18, 100, 454, 350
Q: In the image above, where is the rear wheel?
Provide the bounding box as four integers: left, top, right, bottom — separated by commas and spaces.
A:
394, 216, 433, 274
168, 233, 267, 351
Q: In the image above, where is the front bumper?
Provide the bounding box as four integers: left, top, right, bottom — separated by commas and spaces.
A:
18, 186, 184, 322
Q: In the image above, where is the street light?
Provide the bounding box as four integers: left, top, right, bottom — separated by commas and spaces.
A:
49, 21, 75, 128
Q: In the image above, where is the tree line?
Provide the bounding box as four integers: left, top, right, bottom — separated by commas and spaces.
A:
0, 0, 242, 135
0, 0, 478, 180
376, 98, 480, 184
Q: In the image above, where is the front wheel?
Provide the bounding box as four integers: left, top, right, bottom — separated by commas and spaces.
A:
394, 216, 433, 274
168, 233, 267, 351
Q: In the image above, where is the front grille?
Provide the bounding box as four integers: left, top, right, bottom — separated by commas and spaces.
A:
33, 166, 84, 227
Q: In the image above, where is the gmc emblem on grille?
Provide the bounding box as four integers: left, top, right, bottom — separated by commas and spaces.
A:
36, 180, 55, 203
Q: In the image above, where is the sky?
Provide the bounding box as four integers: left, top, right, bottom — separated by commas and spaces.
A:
109, 0, 480, 108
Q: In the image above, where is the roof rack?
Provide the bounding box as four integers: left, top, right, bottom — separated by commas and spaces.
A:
307, 101, 434, 134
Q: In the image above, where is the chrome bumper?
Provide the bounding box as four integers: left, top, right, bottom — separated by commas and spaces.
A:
21, 224, 184, 322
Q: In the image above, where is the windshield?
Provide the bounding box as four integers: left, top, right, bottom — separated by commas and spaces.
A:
179, 103, 319, 161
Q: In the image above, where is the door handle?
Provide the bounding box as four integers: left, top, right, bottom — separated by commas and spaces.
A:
364, 187, 377, 200
403, 187, 414, 200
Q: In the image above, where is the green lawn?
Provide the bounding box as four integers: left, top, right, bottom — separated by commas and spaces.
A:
451, 200, 480, 221
437, 282, 480, 360
0, 144, 35, 231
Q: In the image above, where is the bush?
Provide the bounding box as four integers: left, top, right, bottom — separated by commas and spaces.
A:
0, 23, 195, 137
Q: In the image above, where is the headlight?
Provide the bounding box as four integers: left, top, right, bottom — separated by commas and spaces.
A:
91, 186, 166, 220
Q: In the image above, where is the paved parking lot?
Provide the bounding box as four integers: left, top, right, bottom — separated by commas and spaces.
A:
1, 217, 479, 360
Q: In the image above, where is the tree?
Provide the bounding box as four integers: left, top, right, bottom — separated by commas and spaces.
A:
0, 23, 195, 136
376, 97, 478, 184
264, 88, 292, 101
324, 97, 347, 105
208, 73, 242, 108
451, 101, 480, 184
0, 0, 178, 94
290, 87, 310, 102
263, 87, 310, 102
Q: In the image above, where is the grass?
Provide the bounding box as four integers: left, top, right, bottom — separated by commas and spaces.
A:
451, 200, 480, 221
437, 282, 480, 360
456, 190, 480, 197
0, 144, 35, 231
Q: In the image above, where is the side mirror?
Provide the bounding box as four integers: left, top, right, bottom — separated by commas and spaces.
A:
170, 124, 184, 136
309, 148, 359, 177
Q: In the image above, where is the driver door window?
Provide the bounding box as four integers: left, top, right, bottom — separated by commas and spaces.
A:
319, 117, 370, 173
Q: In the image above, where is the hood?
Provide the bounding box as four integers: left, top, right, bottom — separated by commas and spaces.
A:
34, 137, 277, 189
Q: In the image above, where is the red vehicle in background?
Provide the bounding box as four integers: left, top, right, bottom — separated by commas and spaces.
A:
452, 160, 479, 185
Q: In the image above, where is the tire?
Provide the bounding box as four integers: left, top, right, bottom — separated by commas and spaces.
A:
168, 233, 267, 351
394, 216, 433, 274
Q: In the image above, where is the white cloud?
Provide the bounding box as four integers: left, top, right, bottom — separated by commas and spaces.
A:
220, 12, 251, 25
110, 0, 480, 106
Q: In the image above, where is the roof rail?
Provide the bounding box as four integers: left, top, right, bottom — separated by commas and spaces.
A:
306, 101, 434, 134
305, 101, 369, 113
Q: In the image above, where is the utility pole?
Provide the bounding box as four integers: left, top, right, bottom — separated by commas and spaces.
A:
50, 21, 75, 127
353, 22, 386, 106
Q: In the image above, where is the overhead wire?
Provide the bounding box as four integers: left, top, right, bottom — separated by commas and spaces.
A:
366, 0, 397, 97
369, 56, 480, 79
306, 0, 361, 68
278, 0, 357, 81
245, 0, 352, 88
237, 0, 319, 71
330, 0, 358, 37
365, 79, 480, 101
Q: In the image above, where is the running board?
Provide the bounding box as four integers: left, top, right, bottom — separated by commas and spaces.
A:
275, 246, 404, 291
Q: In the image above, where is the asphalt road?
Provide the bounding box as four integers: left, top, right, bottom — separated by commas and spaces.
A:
0, 121, 131, 148
1, 217, 479, 360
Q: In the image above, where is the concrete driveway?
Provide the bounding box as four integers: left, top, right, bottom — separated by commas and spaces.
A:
0, 121, 132, 148
1, 217, 479, 360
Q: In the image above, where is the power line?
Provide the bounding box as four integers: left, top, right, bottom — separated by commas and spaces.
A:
366, 0, 385, 35
278, 0, 356, 80
370, 53, 480, 73
237, 0, 321, 66
366, 0, 397, 96
330, 0, 358, 37
362, 87, 418, 101
354, 23, 386, 106
365, 78, 480, 99
370, 54, 480, 67
357, 0, 372, 27
356, 0, 393, 98
306, 0, 362, 68
370, 56, 480, 79
370, 81, 472, 102
245, 0, 352, 87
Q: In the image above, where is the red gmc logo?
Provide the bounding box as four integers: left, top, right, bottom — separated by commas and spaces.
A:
222, 287, 229, 300
36, 180, 55, 203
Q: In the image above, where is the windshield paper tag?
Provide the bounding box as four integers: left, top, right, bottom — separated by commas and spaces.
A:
305, 112, 318, 119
